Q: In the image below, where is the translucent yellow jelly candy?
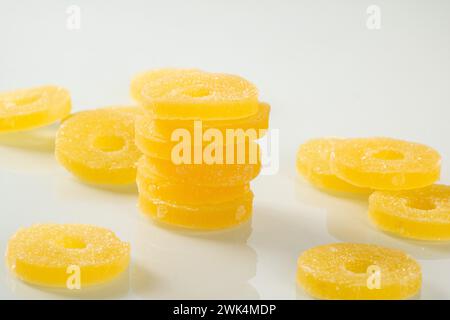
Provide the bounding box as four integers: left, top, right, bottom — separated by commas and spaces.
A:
139, 188, 254, 230
296, 138, 371, 194
6, 224, 130, 288
55, 107, 143, 185
136, 102, 270, 141
331, 137, 441, 191
297, 243, 421, 300
137, 156, 261, 187
0, 86, 71, 133
135, 103, 268, 160
369, 184, 450, 241
131, 68, 259, 120
137, 171, 250, 205
137, 133, 260, 163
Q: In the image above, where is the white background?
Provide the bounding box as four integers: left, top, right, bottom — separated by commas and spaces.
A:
0, 0, 449, 299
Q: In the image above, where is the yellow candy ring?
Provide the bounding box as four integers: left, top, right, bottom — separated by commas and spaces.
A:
137, 156, 261, 187
131, 68, 259, 120
331, 137, 441, 190
296, 138, 371, 194
139, 189, 254, 230
135, 103, 269, 160
297, 243, 422, 300
6, 224, 130, 288
0, 86, 71, 133
136, 132, 260, 161
137, 171, 250, 205
369, 184, 450, 241
55, 107, 142, 185
136, 102, 270, 141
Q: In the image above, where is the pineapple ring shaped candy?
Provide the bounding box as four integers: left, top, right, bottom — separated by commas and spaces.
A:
297, 243, 422, 300
6, 224, 130, 288
331, 137, 441, 190
136, 102, 270, 141
0, 86, 71, 133
55, 107, 143, 185
139, 188, 254, 230
136, 133, 261, 161
296, 138, 371, 194
135, 103, 270, 160
137, 172, 250, 205
369, 184, 450, 241
137, 156, 261, 187
131, 68, 259, 120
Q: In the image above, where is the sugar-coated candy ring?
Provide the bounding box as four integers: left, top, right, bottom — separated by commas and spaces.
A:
55, 107, 143, 185
135, 103, 269, 160
0, 86, 71, 133
296, 138, 371, 194
137, 156, 261, 187
331, 137, 441, 190
137, 171, 250, 205
131, 68, 259, 120
139, 189, 254, 230
136, 102, 270, 141
6, 224, 130, 288
369, 184, 450, 241
136, 131, 260, 161
297, 243, 422, 300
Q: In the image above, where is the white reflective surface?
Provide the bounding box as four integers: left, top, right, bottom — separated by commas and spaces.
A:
1, 0, 450, 299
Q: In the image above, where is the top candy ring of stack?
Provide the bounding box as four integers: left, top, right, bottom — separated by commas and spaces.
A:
130, 68, 259, 120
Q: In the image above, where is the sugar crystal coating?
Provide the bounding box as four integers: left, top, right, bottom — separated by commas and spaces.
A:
136, 102, 270, 141
135, 103, 269, 160
330, 137, 441, 190
132, 68, 266, 231
369, 184, 450, 240
139, 189, 253, 230
296, 138, 371, 194
297, 243, 422, 300
137, 171, 250, 205
137, 155, 261, 187
130, 68, 259, 120
55, 107, 143, 185
0, 86, 71, 133
6, 224, 130, 288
